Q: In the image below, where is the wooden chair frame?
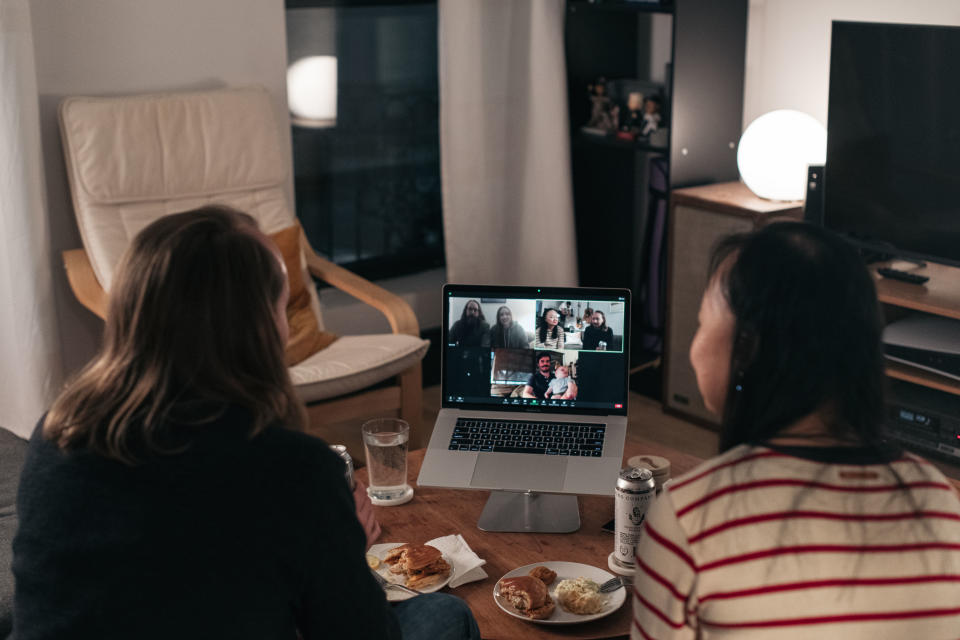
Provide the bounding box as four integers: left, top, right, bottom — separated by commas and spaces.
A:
62, 227, 423, 442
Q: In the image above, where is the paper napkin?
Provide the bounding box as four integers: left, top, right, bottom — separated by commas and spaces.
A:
426, 534, 488, 588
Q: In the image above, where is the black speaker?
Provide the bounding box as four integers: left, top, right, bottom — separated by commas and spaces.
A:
804, 164, 824, 225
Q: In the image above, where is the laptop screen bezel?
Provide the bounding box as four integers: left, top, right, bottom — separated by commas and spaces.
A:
440, 284, 631, 417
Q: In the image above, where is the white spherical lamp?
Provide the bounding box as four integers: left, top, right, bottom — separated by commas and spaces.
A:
737, 110, 826, 201
287, 55, 338, 127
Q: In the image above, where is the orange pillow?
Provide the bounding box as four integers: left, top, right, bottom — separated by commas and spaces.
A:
268, 225, 338, 366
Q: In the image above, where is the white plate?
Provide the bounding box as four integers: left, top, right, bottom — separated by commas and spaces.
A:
493, 561, 627, 625
367, 542, 455, 602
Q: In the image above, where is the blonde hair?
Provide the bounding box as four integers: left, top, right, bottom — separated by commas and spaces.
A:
44, 206, 306, 464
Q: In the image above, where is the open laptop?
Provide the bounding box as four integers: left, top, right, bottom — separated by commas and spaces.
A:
418, 285, 630, 532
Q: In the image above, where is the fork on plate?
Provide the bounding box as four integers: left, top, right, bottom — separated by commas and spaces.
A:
598, 576, 627, 593
370, 568, 424, 596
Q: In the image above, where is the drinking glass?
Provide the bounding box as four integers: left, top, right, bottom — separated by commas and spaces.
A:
362, 418, 414, 505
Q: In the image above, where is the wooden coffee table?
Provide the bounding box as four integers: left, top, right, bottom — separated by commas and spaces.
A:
357, 437, 705, 640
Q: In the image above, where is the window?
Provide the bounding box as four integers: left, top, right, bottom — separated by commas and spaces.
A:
285, 1, 444, 281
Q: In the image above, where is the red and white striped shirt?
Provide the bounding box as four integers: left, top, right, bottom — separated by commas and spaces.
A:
632, 444, 960, 639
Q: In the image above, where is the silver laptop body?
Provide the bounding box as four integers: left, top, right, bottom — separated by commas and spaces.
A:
418, 285, 631, 497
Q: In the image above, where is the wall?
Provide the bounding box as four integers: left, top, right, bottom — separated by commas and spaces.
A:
29, 0, 443, 379
28, 0, 292, 375
743, 0, 960, 128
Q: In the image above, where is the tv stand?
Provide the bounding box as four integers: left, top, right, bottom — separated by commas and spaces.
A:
876, 260, 960, 396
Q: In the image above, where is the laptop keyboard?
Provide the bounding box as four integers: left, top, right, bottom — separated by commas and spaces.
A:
448, 418, 606, 456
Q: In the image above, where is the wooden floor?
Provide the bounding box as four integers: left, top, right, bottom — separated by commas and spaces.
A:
422, 385, 721, 461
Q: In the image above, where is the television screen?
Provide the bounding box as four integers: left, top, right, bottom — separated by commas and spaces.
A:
824, 21, 960, 267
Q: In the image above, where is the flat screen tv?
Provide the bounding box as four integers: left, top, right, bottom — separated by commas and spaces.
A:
824, 21, 960, 268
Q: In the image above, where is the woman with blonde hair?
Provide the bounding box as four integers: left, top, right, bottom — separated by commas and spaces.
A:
13, 206, 478, 640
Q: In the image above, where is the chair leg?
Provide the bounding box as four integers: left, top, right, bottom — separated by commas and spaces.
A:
399, 362, 423, 447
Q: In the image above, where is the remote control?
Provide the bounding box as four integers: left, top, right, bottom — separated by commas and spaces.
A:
877, 267, 929, 285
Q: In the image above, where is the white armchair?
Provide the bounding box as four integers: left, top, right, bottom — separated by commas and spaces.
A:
57, 86, 430, 459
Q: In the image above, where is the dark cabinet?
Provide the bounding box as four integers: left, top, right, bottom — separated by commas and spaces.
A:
565, 0, 747, 379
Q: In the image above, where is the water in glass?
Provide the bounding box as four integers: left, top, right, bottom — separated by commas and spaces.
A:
362, 419, 411, 502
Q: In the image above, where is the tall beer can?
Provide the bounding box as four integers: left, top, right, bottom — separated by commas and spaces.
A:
330, 444, 355, 490
612, 466, 656, 569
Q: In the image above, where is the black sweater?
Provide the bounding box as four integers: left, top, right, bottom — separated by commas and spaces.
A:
12, 409, 400, 640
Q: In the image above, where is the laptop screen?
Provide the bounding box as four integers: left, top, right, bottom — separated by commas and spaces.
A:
441, 285, 630, 416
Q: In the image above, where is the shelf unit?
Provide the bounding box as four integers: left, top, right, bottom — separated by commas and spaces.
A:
565, 0, 748, 389
875, 260, 960, 397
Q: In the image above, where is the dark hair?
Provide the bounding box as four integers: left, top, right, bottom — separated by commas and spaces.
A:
535, 352, 552, 365
460, 299, 485, 322
708, 222, 886, 451
591, 310, 607, 331
538, 308, 561, 343
45, 205, 306, 463
491, 305, 513, 346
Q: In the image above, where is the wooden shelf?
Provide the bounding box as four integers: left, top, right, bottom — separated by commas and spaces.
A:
573, 130, 668, 154
873, 259, 960, 398
873, 260, 960, 321
886, 361, 960, 397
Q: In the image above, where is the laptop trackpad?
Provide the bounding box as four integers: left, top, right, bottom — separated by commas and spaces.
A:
470, 455, 566, 492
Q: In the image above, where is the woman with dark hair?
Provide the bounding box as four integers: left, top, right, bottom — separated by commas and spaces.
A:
581, 310, 613, 351
632, 223, 960, 639
13, 206, 479, 640
481, 305, 529, 349
533, 308, 565, 350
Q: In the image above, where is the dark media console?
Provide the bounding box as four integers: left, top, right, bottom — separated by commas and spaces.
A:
874, 261, 960, 474
887, 379, 960, 463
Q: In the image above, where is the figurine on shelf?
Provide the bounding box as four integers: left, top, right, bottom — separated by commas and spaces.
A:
583, 77, 616, 135
641, 95, 663, 136
616, 91, 645, 141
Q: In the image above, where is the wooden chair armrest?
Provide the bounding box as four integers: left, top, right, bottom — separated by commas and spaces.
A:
63, 248, 108, 320
300, 230, 421, 337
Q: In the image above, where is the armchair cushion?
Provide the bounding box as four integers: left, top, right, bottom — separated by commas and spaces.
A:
269, 225, 337, 366
291, 334, 429, 403
59, 87, 293, 291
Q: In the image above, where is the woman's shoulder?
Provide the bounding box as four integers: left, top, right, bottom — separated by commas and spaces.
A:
254, 425, 342, 467
664, 444, 771, 497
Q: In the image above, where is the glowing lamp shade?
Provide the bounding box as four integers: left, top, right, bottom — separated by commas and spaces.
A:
737, 110, 826, 201
287, 55, 338, 127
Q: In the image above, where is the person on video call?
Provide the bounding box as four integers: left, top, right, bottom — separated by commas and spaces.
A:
522, 353, 555, 399
631, 222, 960, 639
580, 307, 594, 328
449, 299, 489, 347
533, 308, 565, 349
481, 305, 529, 349
581, 310, 614, 351
12, 206, 480, 640
544, 365, 577, 400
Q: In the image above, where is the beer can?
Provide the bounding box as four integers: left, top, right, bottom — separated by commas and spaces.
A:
330, 444, 355, 490
613, 466, 656, 569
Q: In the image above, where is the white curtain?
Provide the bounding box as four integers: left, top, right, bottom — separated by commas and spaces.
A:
439, 0, 578, 287
0, 0, 62, 438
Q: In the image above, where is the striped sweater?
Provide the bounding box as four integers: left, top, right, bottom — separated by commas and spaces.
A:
632, 444, 960, 639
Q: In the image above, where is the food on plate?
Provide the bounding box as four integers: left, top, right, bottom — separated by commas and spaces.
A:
498, 576, 556, 620
383, 543, 451, 589
366, 554, 381, 570
528, 565, 557, 585
555, 577, 607, 615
